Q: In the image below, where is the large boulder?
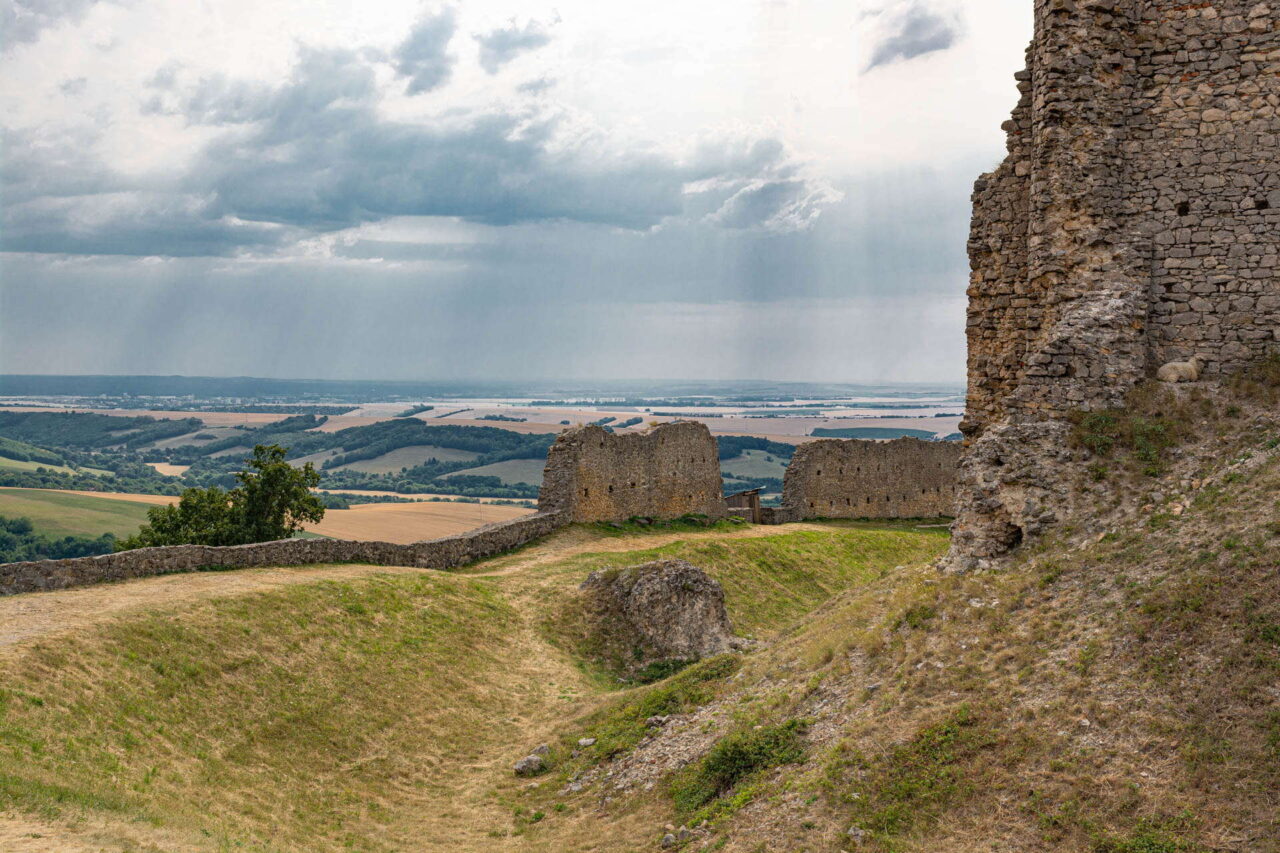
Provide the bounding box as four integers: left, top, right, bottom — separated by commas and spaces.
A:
578, 559, 738, 677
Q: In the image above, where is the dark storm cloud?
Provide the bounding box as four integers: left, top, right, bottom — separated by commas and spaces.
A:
4, 39, 831, 256
0, 0, 103, 47
394, 9, 458, 95
0, 125, 116, 204
865, 3, 962, 71
1, 194, 293, 256
474, 18, 554, 74
0, 164, 976, 382
185, 47, 695, 230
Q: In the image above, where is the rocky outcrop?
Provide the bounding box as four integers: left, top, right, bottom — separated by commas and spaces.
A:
949, 0, 1280, 569
578, 559, 738, 675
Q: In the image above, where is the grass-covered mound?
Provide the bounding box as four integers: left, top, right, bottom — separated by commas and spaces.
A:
0, 520, 948, 851
1, 574, 527, 851
512, 393, 1276, 853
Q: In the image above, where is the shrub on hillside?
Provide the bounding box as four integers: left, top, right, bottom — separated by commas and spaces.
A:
670, 720, 808, 814
118, 444, 325, 550
1229, 353, 1280, 403
1069, 385, 1196, 476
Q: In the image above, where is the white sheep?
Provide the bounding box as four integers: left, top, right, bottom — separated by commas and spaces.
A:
1156, 355, 1205, 383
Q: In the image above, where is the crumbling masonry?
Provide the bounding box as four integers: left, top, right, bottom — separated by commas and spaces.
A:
539, 422, 728, 523
781, 438, 962, 521
949, 0, 1280, 569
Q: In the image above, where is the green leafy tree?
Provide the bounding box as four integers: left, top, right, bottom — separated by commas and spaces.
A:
231, 444, 325, 543
117, 486, 240, 549
117, 445, 324, 550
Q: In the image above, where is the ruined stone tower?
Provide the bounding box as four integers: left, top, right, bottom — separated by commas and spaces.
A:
949, 0, 1279, 569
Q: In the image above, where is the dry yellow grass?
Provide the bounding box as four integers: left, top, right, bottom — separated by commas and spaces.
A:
317, 488, 528, 505
145, 462, 190, 477
307, 500, 533, 543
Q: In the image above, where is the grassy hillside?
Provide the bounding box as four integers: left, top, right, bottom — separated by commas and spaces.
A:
443, 458, 547, 486
333, 444, 480, 474
0, 456, 82, 476
720, 448, 787, 480
0, 488, 152, 539
0, 521, 947, 851
3, 379, 1275, 853
504, 384, 1279, 853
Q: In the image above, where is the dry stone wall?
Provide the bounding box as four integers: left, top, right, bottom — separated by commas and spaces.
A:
951, 0, 1280, 569
1, 511, 566, 597
782, 439, 963, 520
539, 422, 727, 523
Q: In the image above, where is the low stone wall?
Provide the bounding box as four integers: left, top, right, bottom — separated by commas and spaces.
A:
781, 438, 963, 520
1, 511, 567, 597
539, 422, 727, 523
758, 506, 802, 525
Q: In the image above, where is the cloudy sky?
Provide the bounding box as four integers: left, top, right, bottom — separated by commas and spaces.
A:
0, 0, 1031, 383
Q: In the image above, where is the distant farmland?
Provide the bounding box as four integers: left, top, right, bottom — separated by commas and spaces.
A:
809, 427, 942, 440
331, 445, 481, 475
442, 458, 546, 486
0, 488, 154, 538
0, 456, 82, 476
307, 501, 533, 543
0, 487, 530, 545
720, 449, 788, 480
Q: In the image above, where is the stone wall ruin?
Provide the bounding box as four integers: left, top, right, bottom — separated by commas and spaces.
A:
538, 422, 727, 523
781, 438, 963, 520
1, 511, 567, 597
951, 0, 1280, 569
5, 423, 966, 596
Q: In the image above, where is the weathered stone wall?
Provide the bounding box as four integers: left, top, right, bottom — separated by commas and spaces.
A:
1, 511, 566, 596
781, 438, 963, 520
539, 422, 727, 523
952, 0, 1280, 568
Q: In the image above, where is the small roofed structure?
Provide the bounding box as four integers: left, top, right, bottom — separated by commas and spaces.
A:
725, 488, 762, 524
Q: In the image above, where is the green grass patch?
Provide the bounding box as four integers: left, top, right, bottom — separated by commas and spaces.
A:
0, 572, 523, 851
830, 705, 998, 841
0, 488, 153, 538
720, 449, 788, 480
442, 458, 546, 486
1092, 814, 1205, 853
586, 525, 947, 639
670, 719, 807, 815
573, 655, 742, 760
537, 522, 946, 687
